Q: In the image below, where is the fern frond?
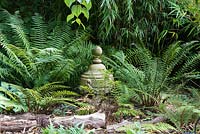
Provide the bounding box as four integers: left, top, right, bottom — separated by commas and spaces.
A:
64, 28, 91, 48
106, 50, 163, 106
125, 47, 152, 68
0, 9, 10, 23
2, 44, 33, 79
36, 82, 70, 94
34, 48, 64, 67
48, 22, 73, 48
162, 41, 199, 83
162, 41, 181, 64
118, 122, 176, 134
4, 11, 31, 50
31, 13, 47, 48
143, 122, 176, 133
52, 90, 79, 98
167, 41, 198, 70
0, 68, 9, 79
40, 97, 78, 108
49, 59, 76, 81
21, 88, 42, 103
185, 88, 200, 107
0, 48, 32, 84
176, 54, 200, 77
64, 41, 94, 84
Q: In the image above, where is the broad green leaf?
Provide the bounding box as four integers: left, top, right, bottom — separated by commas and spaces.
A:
67, 14, 75, 22
76, 18, 82, 25
64, 0, 76, 8
82, 0, 92, 10
81, 7, 89, 20
75, 18, 85, 29
85, 0, 90, 4
0, 94, 26, 112
71, 5, 82, 17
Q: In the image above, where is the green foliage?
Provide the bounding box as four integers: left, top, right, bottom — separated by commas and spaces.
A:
75, 104, 95, 115
0, 0, 68, 22
0, 10, 93, 88
0, 81, 81, 113
142, 122, 176, 133
159, 94, 200, 132
52, 104, 77, 116
1, 0, 200, 51
0, 90, 26, 112
114, 104, 144, 121
125, 122, 145, 134
88, 0, 200, 52
0, 10, 95, 113
105, 42, 199, 107
119, 122, 176, 134
0, 1, 199, 128
105, 51, 165, 106
22, 82, 80, 113
0, 82, 28, 113
64, 0, 92, 28
42, 122, 94, 134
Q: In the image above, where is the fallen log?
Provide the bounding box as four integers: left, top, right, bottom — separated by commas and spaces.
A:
0, 112, 105, 132
106, 120, 133, 133
52, 112, 105, 128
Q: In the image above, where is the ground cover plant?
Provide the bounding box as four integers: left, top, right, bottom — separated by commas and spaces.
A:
42, 123, 95, 134
0, 0, 200, 133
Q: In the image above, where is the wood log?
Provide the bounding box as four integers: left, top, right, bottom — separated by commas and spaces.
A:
106, 120, 133, 133
52, 112, 105, 128
0, 112, 105, 132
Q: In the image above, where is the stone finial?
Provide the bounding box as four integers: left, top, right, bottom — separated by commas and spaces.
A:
92, 46, 102, 57
80, 46, 113, 92
92, 46, 103, 64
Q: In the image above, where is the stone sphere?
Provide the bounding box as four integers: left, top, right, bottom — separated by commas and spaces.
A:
92, 46, 102, 56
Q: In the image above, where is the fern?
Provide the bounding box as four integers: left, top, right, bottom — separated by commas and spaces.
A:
176, 54, 200, 77
49, 59, 76, 82
1, 82, 81, 113
7, 11, 30, 50
31, 13, 48, 48
48, 22, 73, 49
164, 41, 200, 84
143, 122, 176, 133
64, 41, 94, 85
160, 95, 199, 132
106, 41, 199, 107
106, 51, 166, 106
42, 122, 95, 134
0, 11, 90, 88
119, 122, 176, 134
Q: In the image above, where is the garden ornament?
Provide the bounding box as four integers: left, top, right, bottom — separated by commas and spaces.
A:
80, 46, 113, 94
